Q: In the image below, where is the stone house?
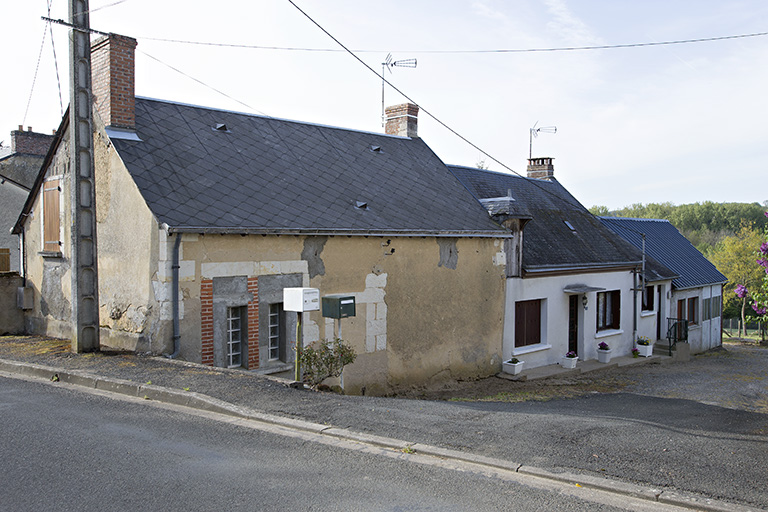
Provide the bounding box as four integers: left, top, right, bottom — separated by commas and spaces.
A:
0, 128, 54, 272
13, 34, 512, 395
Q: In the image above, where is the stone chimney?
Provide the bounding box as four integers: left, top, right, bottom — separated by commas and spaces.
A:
90, 33, 138, 130
385, 103, 419, 138
10, 127, 55, 156
527, 157, 555, 180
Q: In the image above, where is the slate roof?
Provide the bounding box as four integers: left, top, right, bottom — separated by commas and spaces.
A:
449, 165, 674, 275
109, 97, 506, 236
599, 217, 727, 290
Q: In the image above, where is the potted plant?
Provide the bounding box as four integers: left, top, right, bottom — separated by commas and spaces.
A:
502, 357, 524, 375
561, 351, 578, 369
597, 341, 612, 363
636, 336, 653, 357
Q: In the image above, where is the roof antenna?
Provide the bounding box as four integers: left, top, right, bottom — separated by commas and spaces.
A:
381, 53, 417, 126
529, 121, 557, 159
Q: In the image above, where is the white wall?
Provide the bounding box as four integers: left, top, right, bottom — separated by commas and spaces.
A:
504, 270, 637, 369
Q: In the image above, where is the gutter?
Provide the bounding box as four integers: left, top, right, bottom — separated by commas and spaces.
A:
166, 226, 512, 238
165, 232, 182, 359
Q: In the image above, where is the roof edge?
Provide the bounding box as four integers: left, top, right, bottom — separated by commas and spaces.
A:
166, 226, 512, 238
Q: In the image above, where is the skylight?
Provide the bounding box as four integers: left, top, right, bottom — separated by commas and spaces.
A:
564, 220, 576, 231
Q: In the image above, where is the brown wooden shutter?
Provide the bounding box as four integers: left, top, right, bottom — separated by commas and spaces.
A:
515, 300, 541, 347
43, 179, 60, 252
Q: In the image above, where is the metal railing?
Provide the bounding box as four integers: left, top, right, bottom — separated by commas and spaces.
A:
666, 318, 689, 356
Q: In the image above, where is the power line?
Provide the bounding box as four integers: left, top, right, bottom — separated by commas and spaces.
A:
23, 19, 50, 126
284, 0, 588, 209
47, 0, 64, 117
137, 30, 768, 54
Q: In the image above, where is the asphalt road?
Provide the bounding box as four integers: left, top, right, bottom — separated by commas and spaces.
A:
0, 376, 665, 512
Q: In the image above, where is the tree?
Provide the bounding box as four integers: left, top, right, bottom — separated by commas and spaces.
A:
589, 205, 610, 216
740, 212, 768, 343
709, 223, 764, 337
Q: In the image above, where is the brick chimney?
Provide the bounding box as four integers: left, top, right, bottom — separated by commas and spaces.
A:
385, 103, 419, 138
10, 127, 55, 156
90, 33, 138, 130
527, 157, 555, 180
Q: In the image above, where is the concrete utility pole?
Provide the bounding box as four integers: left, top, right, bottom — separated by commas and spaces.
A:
68, 0, 100, 352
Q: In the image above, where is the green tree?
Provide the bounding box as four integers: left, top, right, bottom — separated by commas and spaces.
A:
709, 223, 764, 336
589, 205, 610, 216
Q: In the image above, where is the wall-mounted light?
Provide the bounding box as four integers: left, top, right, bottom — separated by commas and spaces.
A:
582, 295, 588, 310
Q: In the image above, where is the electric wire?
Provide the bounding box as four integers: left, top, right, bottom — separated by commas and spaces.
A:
47, 0, 64, 117
138, 30, 768, 54
22, 19, 50, 127
284, 0, 590, 209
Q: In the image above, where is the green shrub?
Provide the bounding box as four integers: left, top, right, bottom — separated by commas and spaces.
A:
299, 337, 356, 388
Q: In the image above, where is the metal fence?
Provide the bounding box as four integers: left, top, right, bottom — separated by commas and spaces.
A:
723, 317, 766, 338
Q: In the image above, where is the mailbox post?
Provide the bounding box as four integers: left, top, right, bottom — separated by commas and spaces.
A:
283, 288, 320, 382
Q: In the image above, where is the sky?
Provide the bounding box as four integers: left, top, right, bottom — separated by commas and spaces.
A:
2, 0, 767, 210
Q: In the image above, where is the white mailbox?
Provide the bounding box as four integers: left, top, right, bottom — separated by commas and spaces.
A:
283, 287, 320, 312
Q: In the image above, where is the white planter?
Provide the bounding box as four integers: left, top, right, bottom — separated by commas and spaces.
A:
636, 344, 653, 357
561, 357, 578, 369
597, 349, 612, 363
502, 360, 524, 375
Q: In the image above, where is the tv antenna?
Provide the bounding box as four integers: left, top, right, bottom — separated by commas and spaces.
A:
381, 53, 417, 126
529, 121, 557, 159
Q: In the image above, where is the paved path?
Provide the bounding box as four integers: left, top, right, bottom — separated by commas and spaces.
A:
0, 336, 766, 510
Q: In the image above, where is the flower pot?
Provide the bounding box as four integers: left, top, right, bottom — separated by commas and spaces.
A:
502, 360, 524, 375
561, 356, 578, 369
597, 349, 612, 363
636, 344, 653, 357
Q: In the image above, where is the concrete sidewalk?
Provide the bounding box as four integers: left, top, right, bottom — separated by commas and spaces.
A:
0, 336, 765, 511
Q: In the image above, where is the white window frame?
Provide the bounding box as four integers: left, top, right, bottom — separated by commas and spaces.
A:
226, 306, 244, 368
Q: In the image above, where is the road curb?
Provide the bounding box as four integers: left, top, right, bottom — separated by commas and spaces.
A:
0, 358, 759, 512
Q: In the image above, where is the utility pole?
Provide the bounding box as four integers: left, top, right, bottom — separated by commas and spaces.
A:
69, 0, 100, 352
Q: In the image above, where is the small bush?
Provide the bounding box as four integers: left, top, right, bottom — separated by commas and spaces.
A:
299, 337, 356, 388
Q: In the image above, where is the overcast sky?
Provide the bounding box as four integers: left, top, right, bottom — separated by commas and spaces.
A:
3, 0, 767, 209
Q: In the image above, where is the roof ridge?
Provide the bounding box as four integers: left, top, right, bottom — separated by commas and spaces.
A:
135, 96, 411, 140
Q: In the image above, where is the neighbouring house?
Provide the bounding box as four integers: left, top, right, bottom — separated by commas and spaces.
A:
450, 159, 678, 369
600, 217, 727, 354
12, 34, 513, 395
0, 128, 54, 272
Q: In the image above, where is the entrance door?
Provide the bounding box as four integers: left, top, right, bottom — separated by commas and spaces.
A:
568, 295, 579, 354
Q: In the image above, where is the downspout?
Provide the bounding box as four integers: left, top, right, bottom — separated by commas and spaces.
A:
166, 232, 182, 359
632, 268, 637, 345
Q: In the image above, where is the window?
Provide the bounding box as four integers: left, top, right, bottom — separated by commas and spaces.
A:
703, 298, 711, 321
42, 178, 61, 253
712, 296, 721, 318
515, 299, 541, 347
642, 285, 654, 312
597, 290, 621, 331
268, 303, 283, 361
687, 297, 698, 325
226, 306, 245, 368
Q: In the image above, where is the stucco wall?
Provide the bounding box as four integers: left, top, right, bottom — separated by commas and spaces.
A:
672, 285, 723, 354
0, 181, 28, 272
178, 233, 507, 394
93, 127, 164, 352
0, 273, 24, 334
21, 134, 73, 340
504, 270, 638, 369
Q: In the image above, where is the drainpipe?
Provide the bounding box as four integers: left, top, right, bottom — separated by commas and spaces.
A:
166, 232, 182, 359
632, 268, 638, 345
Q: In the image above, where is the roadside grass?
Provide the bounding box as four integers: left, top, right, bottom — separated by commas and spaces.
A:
447, 375, 635, 403
0, 335, 70, 357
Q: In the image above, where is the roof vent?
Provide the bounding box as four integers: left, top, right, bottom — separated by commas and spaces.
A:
369, 145, 383, 153
564, 220, 576, 231
213, 123, 230, 132
355, 201, 369, 210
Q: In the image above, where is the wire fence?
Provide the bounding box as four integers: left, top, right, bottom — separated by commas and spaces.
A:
723, 317, 766, 340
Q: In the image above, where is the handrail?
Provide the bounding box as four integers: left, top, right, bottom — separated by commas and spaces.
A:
666, 318, 689, 356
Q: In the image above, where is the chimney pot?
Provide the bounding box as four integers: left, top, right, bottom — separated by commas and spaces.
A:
527, 157, 555, 180
384, 103, 419, 138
